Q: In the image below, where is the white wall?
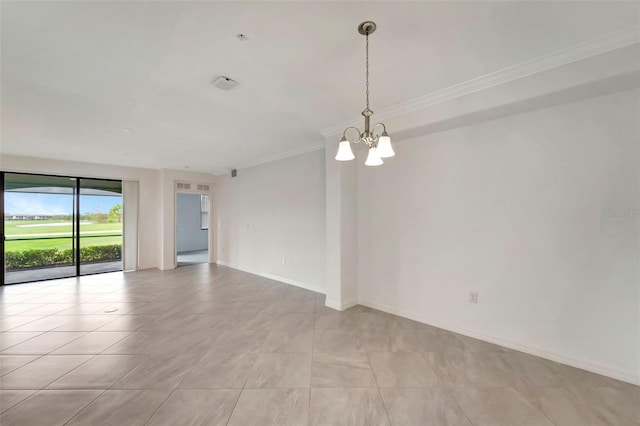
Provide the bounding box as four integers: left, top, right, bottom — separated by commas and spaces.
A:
216, 150, 326, 293
177, 193, 208, 253
357, 89, 640, 383
325, 144, 359, 309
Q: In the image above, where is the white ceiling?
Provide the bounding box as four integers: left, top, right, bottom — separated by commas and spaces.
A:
1, 1, 637, 174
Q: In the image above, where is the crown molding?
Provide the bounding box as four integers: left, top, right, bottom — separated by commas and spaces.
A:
218, 140, 325, 175
320, 27, 640, 138
218, 27, 639, 173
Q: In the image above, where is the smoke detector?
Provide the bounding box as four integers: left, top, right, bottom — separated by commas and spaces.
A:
212, 76, 239, 91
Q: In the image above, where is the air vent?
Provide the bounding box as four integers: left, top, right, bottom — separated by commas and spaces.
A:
212, 76, 238, 91
176, 182, 191, 190
197, 184, 210, 191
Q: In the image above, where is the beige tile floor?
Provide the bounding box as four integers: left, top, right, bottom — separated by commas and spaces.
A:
0, 264, 638, 425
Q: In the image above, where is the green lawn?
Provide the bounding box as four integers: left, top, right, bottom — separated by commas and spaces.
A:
5, 236, 122, 252
5, 219, 122, 235
5, 220, 122, 252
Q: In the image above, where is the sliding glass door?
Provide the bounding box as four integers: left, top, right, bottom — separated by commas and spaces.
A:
79, 179, 122, 275
2, 172, 123, 285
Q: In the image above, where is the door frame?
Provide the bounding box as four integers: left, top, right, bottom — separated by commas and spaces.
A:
174, 184, 213, 268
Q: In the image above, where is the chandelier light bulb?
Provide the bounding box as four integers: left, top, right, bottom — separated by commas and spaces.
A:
365, 147, 384, 166
335, 139, 355, 161
376, 132, 394, 158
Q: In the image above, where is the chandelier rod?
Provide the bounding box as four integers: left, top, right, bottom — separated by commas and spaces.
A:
365, 32, 370, 111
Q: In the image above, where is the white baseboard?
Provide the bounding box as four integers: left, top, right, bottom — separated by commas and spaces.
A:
325, 298, 358, 311
358, 298, 640, 386
132, 266, 159, 272
215, 261, 325, 295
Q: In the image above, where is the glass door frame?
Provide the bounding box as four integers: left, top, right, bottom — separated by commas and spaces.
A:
1, 171, 123, 286
1, 172, 4, 285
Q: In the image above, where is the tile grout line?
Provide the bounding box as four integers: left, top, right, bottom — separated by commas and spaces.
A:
224, 300, 266, 426
1, 387, 108, 425
41, 353, 100, 389
142, 388, 176, 425
1, 336, 100, 390
61, 388, 110, 426
103, 354, 151, 392
363, 350, 394, 426
2, 315, 49, 333
442, 385, 478, 426
506, 386, 558, 426
0, 351, 47, 375
307, 297, 318, 426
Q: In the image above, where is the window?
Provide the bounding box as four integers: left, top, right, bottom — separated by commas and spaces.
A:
200, 194, 209, 230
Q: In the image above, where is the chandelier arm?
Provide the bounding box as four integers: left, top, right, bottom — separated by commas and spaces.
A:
343, 126, 363, 143
372, 122, 387, 139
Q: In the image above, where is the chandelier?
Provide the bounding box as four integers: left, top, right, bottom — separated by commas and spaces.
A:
335, 21, 394, 166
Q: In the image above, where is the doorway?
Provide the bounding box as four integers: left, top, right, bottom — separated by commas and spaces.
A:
2, 172, 123, 285
176, 193, 209, 267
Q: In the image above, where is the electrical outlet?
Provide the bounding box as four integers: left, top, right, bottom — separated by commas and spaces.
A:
281, 257, 286, 265
469, 291, 478, 304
